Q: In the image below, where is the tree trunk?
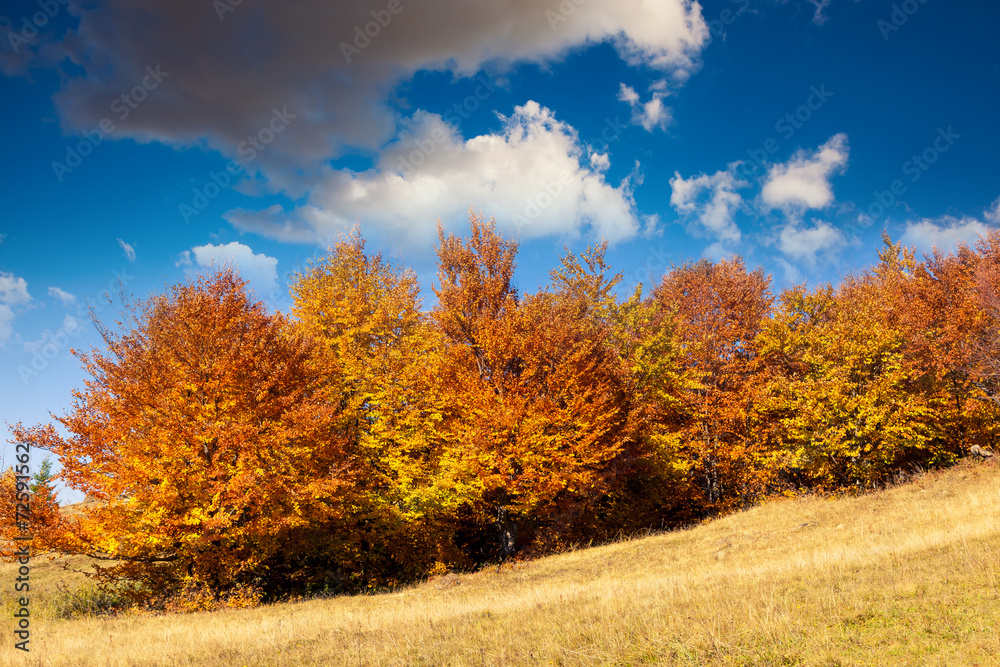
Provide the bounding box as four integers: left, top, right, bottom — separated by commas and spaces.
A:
496, 506, 517, 558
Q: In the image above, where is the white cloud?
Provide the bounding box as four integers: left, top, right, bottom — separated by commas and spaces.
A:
0, 272, 31, 346
618, 83, 672, 132
48, 287, 77, 306
761, 133, 849, 213
184, 242, 279, 296
777, 221, 846, 263
0, 272, 31, 306
0, 305, 14, 345
776, 258, 804, 285
618, 84, 640, 106
20, 315, 83, 367
117, 239, 136, 262
985, 197, 1000, 224
703, 242, 739, 261
900, 216, 992, 252
670, 166, 746, 244
226, 103, 642, 250
62, 314, 81, 333
590, 152, 611, 172
808, 0, 832, 25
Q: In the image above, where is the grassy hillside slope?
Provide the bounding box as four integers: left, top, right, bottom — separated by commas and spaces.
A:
2, 460, 998, 666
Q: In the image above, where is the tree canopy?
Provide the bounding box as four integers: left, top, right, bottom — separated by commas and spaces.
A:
6, 214, 999, 605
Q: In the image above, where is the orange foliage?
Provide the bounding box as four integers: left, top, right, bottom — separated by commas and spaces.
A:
0, 456, 62, 559
7, 216, 1000, 600
11, 270, 358, 597
651, 257, 776, 512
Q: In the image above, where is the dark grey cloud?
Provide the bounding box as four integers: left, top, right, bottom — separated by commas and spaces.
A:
27, 0, 710, 245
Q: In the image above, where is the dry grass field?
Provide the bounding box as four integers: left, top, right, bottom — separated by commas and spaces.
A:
1, 459, 998, 666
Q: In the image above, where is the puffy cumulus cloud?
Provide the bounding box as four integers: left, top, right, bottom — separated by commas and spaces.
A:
225, 103, 641, 251
181, 243, 279, 296
48, 287, 77, 306
669, 166, 746, 244
777, 221, 846, 263
0, 272, 31, 306
618, 83, 672, 132
589, 152, 611, 172
618, 84, 641, 106
761, 133, 849, 213
900, 216, 992, 252
48, 0, 708, 174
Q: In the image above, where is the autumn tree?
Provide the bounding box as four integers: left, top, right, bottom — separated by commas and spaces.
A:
0, 453, 62, 560
539, 245, 693, 535
496, 243, 658, 549
887, 239, 986, 458
11, 270, 358, 599
428, 213, 685, 555
967, 232, 1000, 414
427, 212, 530, 556
900, 231, 1000, 456
855, 234, 999, 466
6, 224, 995, 600
651, 258, 776, 513
760, 239, 956, 489
289, 229, 464, 578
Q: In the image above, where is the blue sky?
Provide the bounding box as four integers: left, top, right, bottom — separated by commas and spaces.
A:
1, 0, 998, 500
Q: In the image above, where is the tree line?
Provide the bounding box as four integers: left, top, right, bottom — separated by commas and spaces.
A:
3, 212, 999, 605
